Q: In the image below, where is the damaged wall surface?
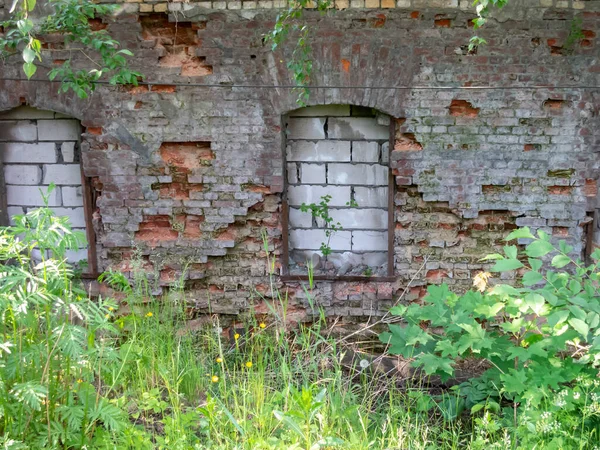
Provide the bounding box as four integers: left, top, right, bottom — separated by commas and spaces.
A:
0, 0, 599, 324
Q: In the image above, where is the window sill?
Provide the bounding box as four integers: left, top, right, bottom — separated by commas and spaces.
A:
280, 274, 396, 283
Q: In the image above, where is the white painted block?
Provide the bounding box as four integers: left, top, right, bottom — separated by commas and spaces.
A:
37, 120, 80, 141
327, 163, 388, 185
7, 185, 61, 206
354, 187, 388, 207
352, 141, 380, 162
328, 208, 388, 229
52, 207, 87, 228
287, 185, 350, 206
4, 165, 42, 185
287, 140, 351, 162
0, 121, 37, 141
381, 142, 389, 164
43, 164, 81, 185
7, 206, 25, 224
1, 142, 57, 163
289, 207, 313, 228
289, 229, 352, 251
286, 118, 326, 139
61, 142, 76, 162
328, 117, 390, 140
300, 164, 326, 184
0, 106, 55, 120
352, 230, 388, 251
66, 248, 89, 264
62, 186, 84, 207
288, 105, 350, 117
287, 163, 298, 184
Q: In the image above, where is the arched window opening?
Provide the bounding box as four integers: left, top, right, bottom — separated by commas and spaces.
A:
283, 105, 393, 279
0, 106, 97, 275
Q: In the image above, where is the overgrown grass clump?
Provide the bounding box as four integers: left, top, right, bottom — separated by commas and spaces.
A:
0, 203, 599, 449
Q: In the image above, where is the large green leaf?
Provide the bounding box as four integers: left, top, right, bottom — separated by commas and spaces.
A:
568, 318, 589, 338
551, 254, 571, 269
490, 259, 523, 272
505, 227, 535, 241
525, 240, 554, 258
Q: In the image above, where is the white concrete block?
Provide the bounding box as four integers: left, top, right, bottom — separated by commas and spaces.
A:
62, 186, 84, 207
286, 118, 326, 139
66, 248, 89, 264
287, 140, 351, 162
4, 165, 42, 185
0, 106, 55, 120
61, 142, 76, 162
328, 117, 390, 140
289, 207, 313, 228
300, 163, 326, 184
1, 142, 57, 163
381, 142, 389, 164
37, 120, 80, 141
287, 163, 298, 184
43, 164, 82, 185
354, 187, 388, 207
287, 185, 350, 206
352, 141, 380, 162
0, 121, 37, 141
52, 207, 87, 228
352, 230, 388, 251
7, 185, 61, 206
327, 163, 388, 186
327, 208, 388, 230
288, 105, 350, 117
289, 229, 352, 251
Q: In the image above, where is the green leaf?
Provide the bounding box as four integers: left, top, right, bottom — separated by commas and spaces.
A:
23, 62, 36, 79
568, 318, 589, 338
522, 271, 543, 286
25, 0, 36, 11
490, 259, 523, 272
415, 353, 454, 376
22, 47, 35, 64
547, 310, 569, 328
17, 19, 33, 35
525, 240, 554, 258
480, 253, 504, 261
500, 369, 528, 395
504, 245, 518, 259
551, 254, 571, 269
525, 293, 546, 316
389, 305, 406, 316
528, 258, 543, 272
505, 227, 535, 241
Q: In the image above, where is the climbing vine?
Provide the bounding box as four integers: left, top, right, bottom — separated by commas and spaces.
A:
0, 0, 141, 98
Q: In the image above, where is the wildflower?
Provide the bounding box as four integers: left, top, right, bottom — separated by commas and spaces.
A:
234, 333, 240, 340
573, 392, 581, 400
245, 361, 253, 368
359, 359, 370, 369
146, 312, 153, 318
259, 322, 266, 329
105, 314, 110, 319
216, 357, 223, 363
211, 375, 219, 383
77, 379, 83, 384
108, 307, 115, 311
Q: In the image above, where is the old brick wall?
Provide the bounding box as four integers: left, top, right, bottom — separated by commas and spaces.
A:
0, 0, 599, 324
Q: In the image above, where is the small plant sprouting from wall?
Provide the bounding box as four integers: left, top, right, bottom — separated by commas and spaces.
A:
300, 195, 357, 259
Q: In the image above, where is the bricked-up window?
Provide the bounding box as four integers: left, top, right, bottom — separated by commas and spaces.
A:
283, 105, 392, 279
0, 106, 96, 274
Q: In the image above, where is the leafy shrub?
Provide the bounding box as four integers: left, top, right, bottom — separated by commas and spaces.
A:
0, 200, 126, 447
380, 227, 600, 446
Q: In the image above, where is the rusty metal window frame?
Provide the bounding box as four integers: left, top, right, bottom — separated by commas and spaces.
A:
280, 111, 396, 283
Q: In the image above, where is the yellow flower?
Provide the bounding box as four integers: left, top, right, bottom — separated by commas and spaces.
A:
145, 312, 153, 318
216, 357, 223, 363
259, 322, 266, 329
108, 307, 115, 311
234, 333, 240, 340
105, 314, 110, 319
77, 378, 83, 384
211, 375, 219, 383
245, 361, 253, 369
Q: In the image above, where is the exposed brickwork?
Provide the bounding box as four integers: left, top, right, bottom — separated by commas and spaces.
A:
0, 0, 599, 325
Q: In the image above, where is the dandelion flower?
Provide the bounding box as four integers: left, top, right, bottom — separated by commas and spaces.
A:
145, 312, 153, 318
245, 361, 253, 368
211, 375, 219, 383
216, 357, 223, 363
108, 307, 115, 311
359, 359, 370, 369
105, 314, 110, 319
259, 322, 266, 329
234, 333, 240, 340
77, 379, 83, 384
